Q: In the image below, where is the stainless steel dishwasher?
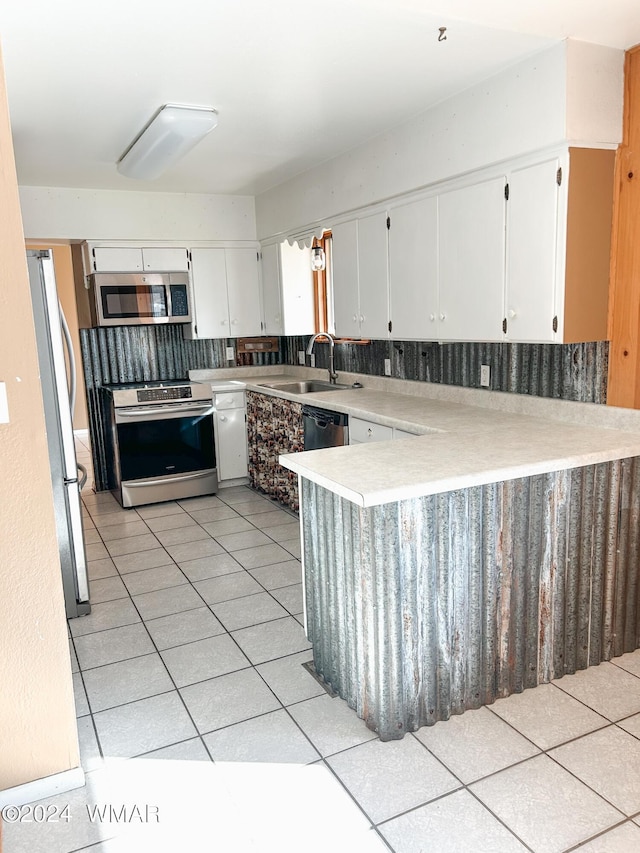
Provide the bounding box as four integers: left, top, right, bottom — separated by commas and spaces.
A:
302, 405, 349, 450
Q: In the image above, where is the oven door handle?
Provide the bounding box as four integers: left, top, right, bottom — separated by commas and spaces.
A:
116, 403, 214, 422
125, 469, 217, 488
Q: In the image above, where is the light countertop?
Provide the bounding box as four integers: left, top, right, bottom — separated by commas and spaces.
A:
190, 367, 640, 507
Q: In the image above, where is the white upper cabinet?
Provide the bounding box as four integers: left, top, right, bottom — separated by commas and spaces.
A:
438, 176, 506, 342
357, 212, 389, 339
260, 242, 315, 336
388, 196, 438, 340
505, 157, 560, 343
332, 219, 360, 338
225, 248, 262, 337
89, 245, 189, 273
186, 247, 261, 340
260, 243, 284, 335
140, 247, 190, 272
332, 213, 388, 339
187, 248, 229, 338
504, 148, 614, 344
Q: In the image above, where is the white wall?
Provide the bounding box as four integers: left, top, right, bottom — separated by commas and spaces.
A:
566, 40, 624, 143
18, 186, 257, 241
255, 40, 623, 240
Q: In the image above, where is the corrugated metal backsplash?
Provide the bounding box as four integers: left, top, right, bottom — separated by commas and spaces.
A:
282, 337, 609, 404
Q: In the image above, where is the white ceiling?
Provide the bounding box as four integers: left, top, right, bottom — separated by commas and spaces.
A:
1, 0, 638, 197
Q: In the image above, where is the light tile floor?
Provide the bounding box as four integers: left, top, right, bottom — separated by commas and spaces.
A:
7, 443, 640, 851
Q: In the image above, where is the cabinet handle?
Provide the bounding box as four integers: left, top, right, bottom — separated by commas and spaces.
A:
231, 319, 238, 325
360, 315, 365, 323
440, 313, 446, 321
219, 414, 227, 422
367, 428, 372, 436
352, 314, 358, 323
429, 313, 435, 322
508, 310, 517, 319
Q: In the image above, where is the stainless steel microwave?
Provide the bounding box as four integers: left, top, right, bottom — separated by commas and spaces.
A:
88, 272, 191, 327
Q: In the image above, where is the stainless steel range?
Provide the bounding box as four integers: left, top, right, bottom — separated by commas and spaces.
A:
102, 380, 217, 508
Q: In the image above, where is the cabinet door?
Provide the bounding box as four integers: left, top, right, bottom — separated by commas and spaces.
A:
388, 197, 438, 339
215, 408, 248, 481
349, 417, 393, 443
280, 242, 315, 335
506, 158, 560, 342
332, 220, 360, 337
92, 247, 143, 272
141, 247, 189, 272
260, 244, 284, 335
438, 177, 506, 342
357, 212, 389, 339
225, 248, 262, 337
189, 248, 229, 339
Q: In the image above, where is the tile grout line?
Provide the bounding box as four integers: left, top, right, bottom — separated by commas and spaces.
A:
77, 485, 640, 852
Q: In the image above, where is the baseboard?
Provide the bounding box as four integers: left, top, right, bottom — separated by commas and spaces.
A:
218, 477, 250, 489
0, 767, 85, 808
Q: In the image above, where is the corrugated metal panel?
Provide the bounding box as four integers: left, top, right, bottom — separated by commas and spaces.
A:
284, 337, 609, 403
301, 458, 640, 740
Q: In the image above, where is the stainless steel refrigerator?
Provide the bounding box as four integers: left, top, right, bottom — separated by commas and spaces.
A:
27, 249, 90, 618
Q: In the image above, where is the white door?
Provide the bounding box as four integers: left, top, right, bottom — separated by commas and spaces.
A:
188, 248, 229, 339
357, 211, 389, 339
438, 177, 506, 342
506, 158, 560, 342
388, 196, 438, 340
260, 244, 283, 335
225, 248, 262, 337
141, 247, 189, 272
216, 408, 249, 481
92, 247, 143, 272
331, 220, 360, 337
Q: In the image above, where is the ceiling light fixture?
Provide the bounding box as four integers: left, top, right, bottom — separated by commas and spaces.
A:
117, 104, 218, 180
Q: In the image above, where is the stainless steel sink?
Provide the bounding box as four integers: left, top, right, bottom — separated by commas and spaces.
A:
257, 380, 352, 394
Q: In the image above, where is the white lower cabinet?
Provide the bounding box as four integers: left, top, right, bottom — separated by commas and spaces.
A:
186, 247, 261, 340
349, 417, 419, 444
349, 417, 393, 445
214, 391, 248, 483
393, 428, 418, 439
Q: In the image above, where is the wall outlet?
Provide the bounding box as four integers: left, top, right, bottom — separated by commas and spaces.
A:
298, 350, 306, 365
384, 358, 392, 376
480, 364, 491, 387
309, 354, 316, 367
225, 346, 235, 361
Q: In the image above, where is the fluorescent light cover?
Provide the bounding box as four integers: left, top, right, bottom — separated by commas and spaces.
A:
117, 104, 218, 180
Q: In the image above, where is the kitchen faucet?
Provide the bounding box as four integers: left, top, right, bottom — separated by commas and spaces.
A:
306, 332, 338, 384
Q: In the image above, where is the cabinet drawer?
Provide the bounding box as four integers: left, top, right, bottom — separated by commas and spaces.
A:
214, 391, 245, 410
393, 428, 418, 439
349, 417, 393, 444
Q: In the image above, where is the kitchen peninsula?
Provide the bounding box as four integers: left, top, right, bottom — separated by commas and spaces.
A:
191, 367, 640, 740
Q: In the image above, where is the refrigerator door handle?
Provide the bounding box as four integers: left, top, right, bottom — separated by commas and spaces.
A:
60, 303, 76, 413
